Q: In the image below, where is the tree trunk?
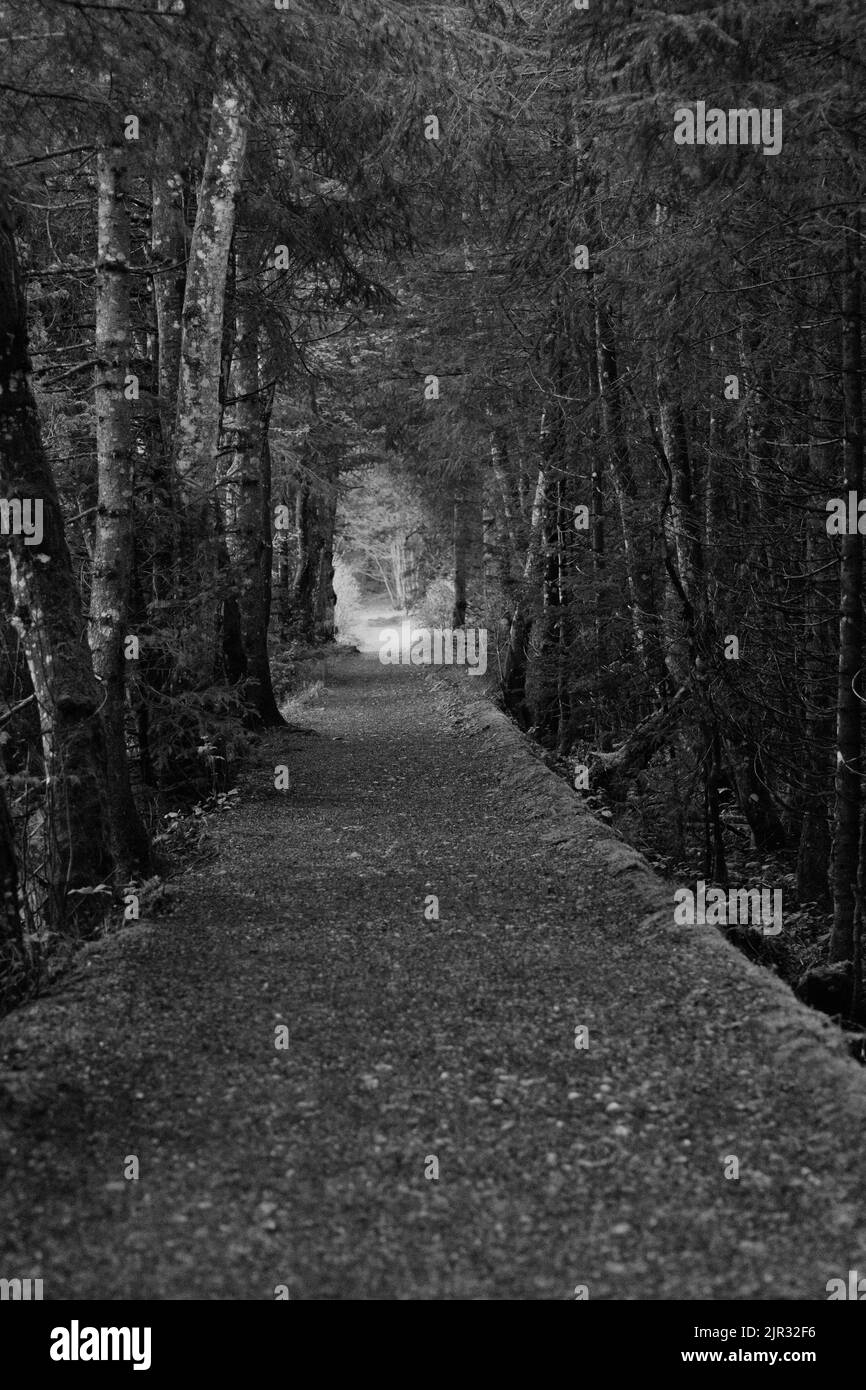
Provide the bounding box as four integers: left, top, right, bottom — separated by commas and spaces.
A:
314, 462, 338, 641
797, 355, 837, 903
91, 144, 152, 876
151, 127, 186, 462
656, 363, 705, 619
227, 260, 282, 723
290, 471, 322, 642
595, 301, 665, 701
0, 193, 114, 930
0, 769, 24, 1007
488, 428, 518, 615
172, 75, 248, 667
503, 461, 546, 720
831, 210, 864, 963
452, 491, 468, 628
275, 485, 291, 638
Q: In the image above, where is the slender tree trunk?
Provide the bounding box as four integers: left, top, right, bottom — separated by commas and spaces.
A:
314, 498, 338, 641
0, 194, 114, 930
290, 467, 325, 642
554, 471, 574, 752
276, 485, 291, 638
227, 261, 282, 722
490, 429, 518, 555
91, 144, 152, 875
151, 128, 186, 462
590, 394, 606, 734
657, 364, 704, 617
452, 490, 469, 628
737, 322, 775, 579
831, 211, 864, 963
503, 460, 546, 720
797, 355, 837, 903
488, 428, 518, 614
536, 370, 568, 743
0, 769, 24, 1004
594, 300, 662, 695
481, 485, 499, 612
389, 537, 407, 611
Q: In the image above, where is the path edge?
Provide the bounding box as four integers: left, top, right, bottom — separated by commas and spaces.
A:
425, 668, 866, 1120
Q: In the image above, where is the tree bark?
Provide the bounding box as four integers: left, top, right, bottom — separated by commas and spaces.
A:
290, 467, 323, 642
91, 144, 153, 876
151, 127, 186, 463
797, 355, 837, 903
174, 77, 248, 509
314, 463, 338, 642
0, 769, 24, 1006
172, 75, 249, 671
830, 210, 864, 963
503, 460, 546, 720
227, 258, 282, 723
0, 193, 114, 930
595, 301, 665, 700
452, 490, 469, 628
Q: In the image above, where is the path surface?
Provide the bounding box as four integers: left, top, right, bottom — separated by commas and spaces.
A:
2, 647, 866, 1300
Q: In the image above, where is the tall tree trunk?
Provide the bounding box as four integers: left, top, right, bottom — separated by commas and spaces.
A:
151, 128, 186, 463
290, 468, 322, 642
276, 483, 292, 639
536, 369, 568, 743
831, 210, 864, 963
737, 323, 774, 569
91, 144, 152, 875
797, 352, 837, 903
312, 451, 339, 642
594, 300, 663, 697
0, 194, 114, 930
488, 427, 518, 615
172, 75, 248, 668
704, 337, 725, 614
452, 490, 469, 628
656, 363, 704, 622
0, 769, 24, 1006
590, 390, 606, 736
503, 459, 546, 720
314, 509, 338, 641
227, 255, 282, 723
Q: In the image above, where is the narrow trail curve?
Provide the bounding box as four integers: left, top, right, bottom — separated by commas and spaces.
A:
2, 648, 866, 1300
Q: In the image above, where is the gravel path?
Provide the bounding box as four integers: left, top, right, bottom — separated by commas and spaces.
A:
1, 647, 866, 1300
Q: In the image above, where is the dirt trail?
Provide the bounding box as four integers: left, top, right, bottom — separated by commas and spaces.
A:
1, 648, 865, 1300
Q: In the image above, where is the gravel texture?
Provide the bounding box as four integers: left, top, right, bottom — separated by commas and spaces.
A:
1, 647, 865, 1300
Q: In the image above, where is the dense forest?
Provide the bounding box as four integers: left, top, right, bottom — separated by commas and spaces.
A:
0, 0, 865, 1041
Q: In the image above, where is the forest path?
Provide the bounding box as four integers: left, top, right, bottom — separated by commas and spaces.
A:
2, 647, 866, 1300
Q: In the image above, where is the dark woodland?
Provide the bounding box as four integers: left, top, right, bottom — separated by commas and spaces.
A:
0, 0, 865, 1321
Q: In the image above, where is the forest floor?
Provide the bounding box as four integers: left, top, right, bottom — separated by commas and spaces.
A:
2, 637, 866, 1299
